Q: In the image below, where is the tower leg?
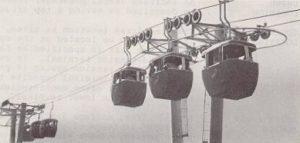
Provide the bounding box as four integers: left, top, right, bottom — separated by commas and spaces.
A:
209, 98, 223, 143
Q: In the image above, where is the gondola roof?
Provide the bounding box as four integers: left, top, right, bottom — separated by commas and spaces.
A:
150, 52, 192, 64
201, 40, 257, 56
115, 66, 147, 75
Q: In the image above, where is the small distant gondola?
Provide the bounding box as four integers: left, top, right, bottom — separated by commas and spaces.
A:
201, 40, 259, 100
39, 119, 58, 138
111, 66, 147, 107
149, 53, 193, 100
31, 121, 44, 138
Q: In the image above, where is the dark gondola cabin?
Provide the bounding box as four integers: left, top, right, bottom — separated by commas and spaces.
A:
23, 124, 34, 142
111, 67, 147, 107
202, 40, 259, 100
39, 119, 58, 138
149, 53, 193, 100
31, 121, 44, 138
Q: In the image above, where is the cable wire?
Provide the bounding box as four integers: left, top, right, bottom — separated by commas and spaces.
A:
44, 74, 112, 104
6, 41, 122, 101
231, 8, 300, 23
268, 19, 300, 28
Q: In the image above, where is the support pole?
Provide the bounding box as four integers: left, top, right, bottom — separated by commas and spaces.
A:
169, 30, 188, 143
10, 109, 17, 143
1, 102, 44, 143
17, 103, 26, 143
171, 100, 183, 143
209, 28, 225, 143
209, 98, 223, 143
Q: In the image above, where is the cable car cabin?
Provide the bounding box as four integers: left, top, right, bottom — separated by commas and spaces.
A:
111, 67, 147, 107
31, 121, 44, 138
23, 124, 34, 142
149, 53, 193, 100
202, 40, 259, 100
39, 119, 58, 138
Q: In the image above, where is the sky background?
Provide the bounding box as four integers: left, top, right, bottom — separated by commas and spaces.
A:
0, 0, 299, 143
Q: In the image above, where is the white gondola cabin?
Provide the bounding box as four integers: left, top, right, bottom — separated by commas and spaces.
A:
149, 53, 193, 100
39, 119, 58, 138
31, 121, 44, 138
111, 67, 147, 107
201, 40, 259, 100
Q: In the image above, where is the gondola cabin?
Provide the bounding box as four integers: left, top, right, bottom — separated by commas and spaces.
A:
23, 124, 34, 142
201, 40, 259, 100
111, 67, 147, 107
149, 53, 193, 100
31, 121, 44, 138
39, 119, 58, 138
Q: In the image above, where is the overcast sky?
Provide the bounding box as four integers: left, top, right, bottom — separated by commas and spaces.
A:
0, 0, 299, 143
